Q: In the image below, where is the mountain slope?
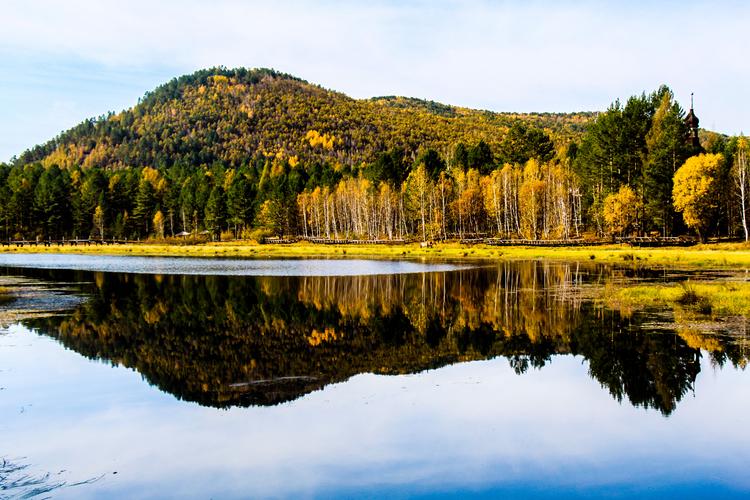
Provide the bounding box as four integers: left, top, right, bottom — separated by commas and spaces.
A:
16, 67, 593, 171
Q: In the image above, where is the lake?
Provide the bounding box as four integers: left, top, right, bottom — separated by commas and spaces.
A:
1, 256, 749, 498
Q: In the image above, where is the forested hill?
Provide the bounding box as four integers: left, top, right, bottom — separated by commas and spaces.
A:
3, 67, 742, 244
14, 67, 592, 170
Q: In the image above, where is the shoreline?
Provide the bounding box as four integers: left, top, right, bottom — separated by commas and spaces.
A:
2, 241, 750, 268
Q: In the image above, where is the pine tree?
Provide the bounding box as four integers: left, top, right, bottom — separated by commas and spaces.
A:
204, 185, 227, 239
33, 165, 70, 239
499, 122, 555, 165
468, 140, 495, 174
227, 174, 250, 238
133, 179, 156, 237
644, 89, 691, 235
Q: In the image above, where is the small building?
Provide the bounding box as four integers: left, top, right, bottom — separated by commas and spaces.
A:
684, 93, 701, 151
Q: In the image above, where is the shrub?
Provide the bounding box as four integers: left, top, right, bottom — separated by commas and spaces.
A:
677, 283, 712, 314
247, 228, 274, 243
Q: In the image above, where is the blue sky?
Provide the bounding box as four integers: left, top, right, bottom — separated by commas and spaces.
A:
1, 0, 748, 162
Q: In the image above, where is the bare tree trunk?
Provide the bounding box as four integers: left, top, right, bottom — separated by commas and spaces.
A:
441, 179, 447, 240
736, 142, 749, 241
420, 186, 426, 242
301, 194, 308, 238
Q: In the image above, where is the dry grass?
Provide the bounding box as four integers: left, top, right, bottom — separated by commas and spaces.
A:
3, 241, 750, 268
603, 280, 750, 317
0, 286, 12, 305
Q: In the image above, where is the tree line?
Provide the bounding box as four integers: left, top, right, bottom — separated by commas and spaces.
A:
0, 121, 576, 241
0, 73, 746, 242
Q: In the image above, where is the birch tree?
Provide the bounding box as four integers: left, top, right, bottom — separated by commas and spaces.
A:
734, 136, 749, 241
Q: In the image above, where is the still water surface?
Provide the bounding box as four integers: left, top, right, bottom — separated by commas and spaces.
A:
0, 256, 748, 498
0, 254, 466, 276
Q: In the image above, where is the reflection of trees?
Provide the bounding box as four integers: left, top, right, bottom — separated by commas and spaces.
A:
17, 263, 748, 414
569, 312, 702, 415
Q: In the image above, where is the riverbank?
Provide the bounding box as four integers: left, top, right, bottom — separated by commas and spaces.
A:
3, 240, 750, 268
0, 286, 11, 305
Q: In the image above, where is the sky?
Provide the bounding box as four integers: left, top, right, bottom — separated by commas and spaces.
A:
1, 0, 748, 162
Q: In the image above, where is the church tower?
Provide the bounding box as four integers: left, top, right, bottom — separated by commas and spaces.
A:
684, 93, 701, 150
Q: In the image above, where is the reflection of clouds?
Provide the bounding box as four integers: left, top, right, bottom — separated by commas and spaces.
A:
2, 328, 750, 498
0, 255, 468, 277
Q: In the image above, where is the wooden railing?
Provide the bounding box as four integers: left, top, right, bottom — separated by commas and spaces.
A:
614, 236, 694, 247
1, 238, 133, 247
1, 235, 696, 248
481, 238, 589, 247
263, 237, 411, 245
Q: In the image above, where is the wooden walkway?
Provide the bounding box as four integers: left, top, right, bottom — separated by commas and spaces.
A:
304, 238, 410, 245
262, 236, 695, 247
263, 237, 411, 245
1, 238, 133, 248
614, 236, 694, 247
464, 237, 694, 247
481, 238, 590, 247
2, 236, 695, 248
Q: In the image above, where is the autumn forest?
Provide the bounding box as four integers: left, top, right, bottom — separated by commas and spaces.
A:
1, 67, 747, 242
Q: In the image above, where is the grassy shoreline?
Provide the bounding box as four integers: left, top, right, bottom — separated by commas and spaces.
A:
2, 240, 750, 268
603, 281, 750, 316
0, 286, 12, 305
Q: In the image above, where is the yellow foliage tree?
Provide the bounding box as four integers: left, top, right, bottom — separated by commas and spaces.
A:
482, 170, 504, 235
455, 168, 484, 236
152, 210, 166, 239
603, 185, 642, 236
673, 153, 724, 241
257, 199, 285, 237
518, 159, 545, 240
305, 130, 336, 150
141, 166, 167, 194
42, 144, 84, 169
405, 164, 431, 241
93, 204, 105, 239
223, 168, 236, 191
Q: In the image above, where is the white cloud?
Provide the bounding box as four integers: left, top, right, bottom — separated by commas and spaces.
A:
0, 0, 748, 160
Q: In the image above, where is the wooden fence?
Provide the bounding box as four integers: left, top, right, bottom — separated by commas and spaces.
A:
2, 235, 695, 248
614, 236, 694, 247
1, 238, 133, 248
263, 237, 411, 245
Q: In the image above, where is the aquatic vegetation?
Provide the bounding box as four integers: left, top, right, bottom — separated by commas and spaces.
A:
676, 283, 713, 314
603, 281, 750, 318
0, 286, 13, 305
0, 457, 104, 498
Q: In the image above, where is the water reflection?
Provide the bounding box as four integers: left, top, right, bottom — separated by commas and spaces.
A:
10, 261, 746, 416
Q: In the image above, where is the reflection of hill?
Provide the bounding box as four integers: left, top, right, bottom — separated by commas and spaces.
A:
16, 263, 747, 414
